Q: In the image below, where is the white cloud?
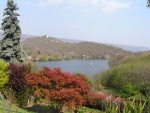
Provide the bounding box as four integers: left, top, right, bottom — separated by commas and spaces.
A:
100, 0, 131, 13
38, 0, 131, 13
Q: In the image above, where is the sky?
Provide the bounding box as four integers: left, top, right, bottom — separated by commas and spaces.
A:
0, 0, 150, 48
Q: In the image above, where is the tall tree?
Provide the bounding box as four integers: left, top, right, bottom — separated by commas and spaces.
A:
0, 0, 25, 63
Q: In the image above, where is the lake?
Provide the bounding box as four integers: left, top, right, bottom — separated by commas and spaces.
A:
36, 59, 110, 77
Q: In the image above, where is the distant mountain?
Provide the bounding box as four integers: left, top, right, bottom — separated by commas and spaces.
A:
108, 44, 150, 52
20, 34, 37, 41
0, 32, 149, 52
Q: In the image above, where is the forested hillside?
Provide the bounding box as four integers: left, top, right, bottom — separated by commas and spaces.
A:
21, 36, 131, 61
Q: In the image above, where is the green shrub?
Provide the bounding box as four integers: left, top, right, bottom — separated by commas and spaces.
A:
100, 53, 150, 97
100, 63, 134, 89
120, 83, 140, 98
140, 82, 150, 96
129, 63, 150, 85
92, 72, 105, 91
0, 59, 9, 90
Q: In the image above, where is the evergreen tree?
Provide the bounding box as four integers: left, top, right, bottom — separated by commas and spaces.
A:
148, 0, 150, 7
0, 0, 25, 63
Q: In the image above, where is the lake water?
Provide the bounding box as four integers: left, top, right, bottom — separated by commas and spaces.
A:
36, 59, 110, 77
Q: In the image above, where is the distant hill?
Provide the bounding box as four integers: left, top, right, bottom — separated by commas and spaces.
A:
0, 31, 149, 52
21, 36, 131, 61
20, 34, 38, 41
58, 38, 150, 52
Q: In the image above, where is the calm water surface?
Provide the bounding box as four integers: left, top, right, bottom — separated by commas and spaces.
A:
36, 59, 110, 77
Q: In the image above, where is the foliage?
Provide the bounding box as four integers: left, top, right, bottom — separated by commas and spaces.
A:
83, 92, 125, 112
0, 0, 25, 63
97, 98, 146, 113
25, 67, 90, 112
0, 59, 9, 90
140, 82, 150, 96
1, 86, 17, 110
100, 53, 150, 98
100, 63, 134, 88
104, 102, 118, 113
92, 72, 105, 91
147, 96, 150, 113
76, 106, 88, 113
26, 61, 39, 72
108, 54, 127, 67
83, 93, 108, 110
120, 83, 140, 98
75, 73, 93, 88
76, 106, 100, 113
122, 99, 146, 113
83, 93, 147, 113
9, 63, 30, 93
8, 63, 31, 107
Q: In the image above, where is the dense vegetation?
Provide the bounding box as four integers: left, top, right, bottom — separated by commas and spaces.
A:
21, 36, 131, 61
0, 59, 149, 112
100, 52, 150, 98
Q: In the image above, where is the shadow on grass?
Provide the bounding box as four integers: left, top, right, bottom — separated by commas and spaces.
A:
25, 104, 60, 113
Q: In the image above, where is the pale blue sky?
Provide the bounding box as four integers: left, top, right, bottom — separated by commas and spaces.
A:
0, 0, 150, 48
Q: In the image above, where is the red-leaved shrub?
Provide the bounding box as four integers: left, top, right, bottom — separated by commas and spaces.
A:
25, 67, 90, 111
8, 63, 31, 106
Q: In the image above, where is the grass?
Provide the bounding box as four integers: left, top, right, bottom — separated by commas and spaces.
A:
64, 107, 101, 113
0, 99, 102, 113
0, 100, 37, 113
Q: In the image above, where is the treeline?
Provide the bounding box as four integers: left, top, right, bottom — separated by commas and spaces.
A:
21, 36, 131, 61
99, 52, 150, 98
